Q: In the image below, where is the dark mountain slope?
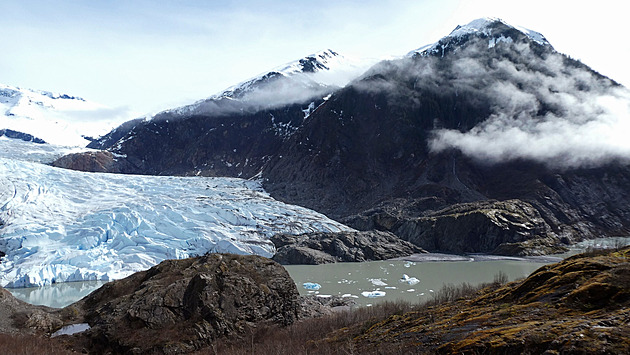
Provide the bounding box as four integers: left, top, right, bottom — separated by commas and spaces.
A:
262, 19, 630, 253
61, 50, 347, 177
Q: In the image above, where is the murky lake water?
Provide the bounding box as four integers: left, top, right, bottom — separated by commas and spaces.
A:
8, 237, 629, 308
285, 255, 556, 306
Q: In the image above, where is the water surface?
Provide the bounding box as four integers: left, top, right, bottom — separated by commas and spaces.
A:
284, 255, 555, 307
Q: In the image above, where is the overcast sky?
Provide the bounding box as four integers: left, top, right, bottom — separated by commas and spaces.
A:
2, 0, 628, 118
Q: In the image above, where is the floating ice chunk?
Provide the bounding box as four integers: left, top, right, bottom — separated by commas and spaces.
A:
316, 294, 332, 298
361, 290, 386, 298
404, 261, 415, 268
368, 278, 387, 286
303, 282, 321, 290
407, 289, 415, 292
51, 323, 91, 337
400, 274, 420, 285
384, 286, 397, 289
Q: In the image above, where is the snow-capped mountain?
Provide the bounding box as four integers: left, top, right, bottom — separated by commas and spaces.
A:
76, 49, 372, 177
165, 49, 364, 117
408, 17, 551, 57
0, 138, 351, 288
0, 83, 129, 147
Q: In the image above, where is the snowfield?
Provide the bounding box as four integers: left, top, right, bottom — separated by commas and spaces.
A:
0, 83, 131, 147
0, 139, 351, 288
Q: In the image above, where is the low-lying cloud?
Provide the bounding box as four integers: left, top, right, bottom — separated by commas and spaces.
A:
354, 37, 630, 169
429, 42, 630, 168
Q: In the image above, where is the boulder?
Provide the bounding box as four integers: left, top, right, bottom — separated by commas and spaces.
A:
73, 253, 300, 354
271, 231, 426, 265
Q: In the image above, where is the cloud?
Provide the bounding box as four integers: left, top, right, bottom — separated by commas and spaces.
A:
368, 37, 630, 169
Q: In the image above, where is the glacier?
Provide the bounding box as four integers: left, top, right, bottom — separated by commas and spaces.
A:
0, 138, 351, 288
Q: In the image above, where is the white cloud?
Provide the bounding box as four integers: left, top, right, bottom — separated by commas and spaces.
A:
428, 42, 630, 168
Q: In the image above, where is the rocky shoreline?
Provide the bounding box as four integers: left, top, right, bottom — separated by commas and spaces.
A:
2, 247, 629, 354
0, 254, 356, 354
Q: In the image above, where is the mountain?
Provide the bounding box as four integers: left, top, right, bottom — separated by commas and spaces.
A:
74, 49, 362, 176
0, 83, 129, 147
54, 18, 630, 256
262, 18, 630, 254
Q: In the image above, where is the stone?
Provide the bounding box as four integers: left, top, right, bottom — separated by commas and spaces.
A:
75, 253, 300, 354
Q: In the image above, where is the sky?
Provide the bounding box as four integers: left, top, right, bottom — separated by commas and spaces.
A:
1, 0, 628, 119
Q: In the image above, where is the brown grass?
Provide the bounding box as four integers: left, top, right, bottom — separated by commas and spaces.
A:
198, 274, 511, 355
0, 333, 73, 355
196, 300, 416, 355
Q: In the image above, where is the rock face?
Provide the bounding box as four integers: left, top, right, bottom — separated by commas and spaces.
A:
0, 129, 46, 144
51, 151, 131, 173
270, 231, 426, 265
73, 254, 300, 354
345, 200, 566, 255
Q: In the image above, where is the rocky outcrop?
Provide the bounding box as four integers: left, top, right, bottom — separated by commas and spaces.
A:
345, 199, 567, 256
270, 231, 426, 265
0, 129, 46, 144
299, 295, 357, 319
69, 253, 300, 354
0, 287, 63, 335
51, 150, 133, 173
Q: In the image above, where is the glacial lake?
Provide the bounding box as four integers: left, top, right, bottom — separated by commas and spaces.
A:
8, 254, 557, 308
8, 236, 630, 308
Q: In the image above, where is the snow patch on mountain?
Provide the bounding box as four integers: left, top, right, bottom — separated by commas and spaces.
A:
408, 17, 551, 57
0, 140, 352, 288
163, 49, 372, 117
0, 83, 131, 147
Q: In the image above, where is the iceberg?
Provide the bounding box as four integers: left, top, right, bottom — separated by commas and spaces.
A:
400, 274, 420, 285
302, 282, 322, 290
361, 291, 386, 298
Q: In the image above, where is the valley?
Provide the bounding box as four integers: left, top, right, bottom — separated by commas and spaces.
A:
1, 14, 630, 354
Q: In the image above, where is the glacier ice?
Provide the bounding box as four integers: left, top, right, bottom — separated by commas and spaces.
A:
302, 282, 322, 290
361, 290, 386, 298
400, 274, 420, 285
0, 140, 351, 287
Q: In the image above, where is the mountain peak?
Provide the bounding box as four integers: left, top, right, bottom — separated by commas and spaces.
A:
409, 17, 551, 57
208, 49, 345, 100
275, 49, 343, 74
